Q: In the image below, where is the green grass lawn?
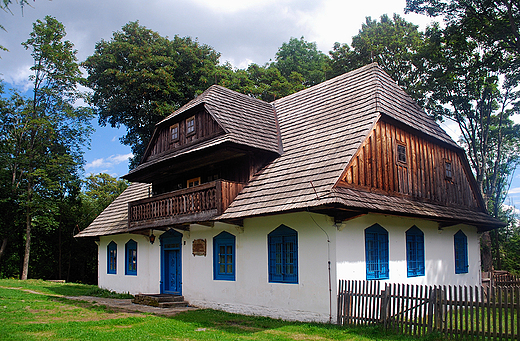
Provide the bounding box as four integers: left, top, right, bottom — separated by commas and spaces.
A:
0, 279, 441, 341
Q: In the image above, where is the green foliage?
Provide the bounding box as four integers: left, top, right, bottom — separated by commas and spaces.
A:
81, 173, 129, 223
83, 21, 221, 168
330, 14, 427, 104
407, 1, 520, 271
0, 16, 93, 281
273, 36, 330, 87
405, 0, 520, 85
215, 62, 305, 102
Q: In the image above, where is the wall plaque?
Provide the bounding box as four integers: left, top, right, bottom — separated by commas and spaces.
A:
192, 239, 206, 256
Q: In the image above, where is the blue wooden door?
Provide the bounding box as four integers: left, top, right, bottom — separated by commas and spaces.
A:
160, 230, 182, 295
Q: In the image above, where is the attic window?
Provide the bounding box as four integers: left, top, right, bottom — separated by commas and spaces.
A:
397, 144, 407, 164
186, 116, 195, 135
445, 160, 453, 179
187, 177, 200, 188
170, 123, 179, 142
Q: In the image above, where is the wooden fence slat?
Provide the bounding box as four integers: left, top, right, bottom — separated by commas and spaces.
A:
504, 286, 508, 341
516, 287, 519, 340
336, 280, 520, 340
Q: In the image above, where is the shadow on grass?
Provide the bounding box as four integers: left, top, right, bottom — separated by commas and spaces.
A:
43, 284, 94, 297
170, 309, 432, 340
44, 284, 133, 299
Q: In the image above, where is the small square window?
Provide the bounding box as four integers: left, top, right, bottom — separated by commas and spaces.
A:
397, 144, 407, 163
186, 116, 195, 135
187, 177, 200, 188
445, 161, 453, 179
170, 123, 179, 142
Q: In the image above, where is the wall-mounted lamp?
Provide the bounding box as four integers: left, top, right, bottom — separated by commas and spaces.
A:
149, 230, 156, 244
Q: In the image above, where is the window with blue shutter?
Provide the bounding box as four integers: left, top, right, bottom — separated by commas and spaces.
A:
107, 241, 117, 274
125, 239, 137, 276
454, 230, 468, 274
213, 231, 235, 281
268, 225, 298, 284
406, 226, 425, 277
365, 224, 389, 280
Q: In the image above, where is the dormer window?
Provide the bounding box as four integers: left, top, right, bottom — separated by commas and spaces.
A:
186, 116, 195, 135
187, 177, 200, 188
445, 160, 453, 179
170, 123, 179, 142
397, 144, 407, 164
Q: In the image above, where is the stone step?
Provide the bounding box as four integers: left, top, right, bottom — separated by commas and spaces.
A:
158, 301, 189, 308
132, 294, 188, 308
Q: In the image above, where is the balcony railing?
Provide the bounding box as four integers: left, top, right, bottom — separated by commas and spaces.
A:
128, 180, 244, 230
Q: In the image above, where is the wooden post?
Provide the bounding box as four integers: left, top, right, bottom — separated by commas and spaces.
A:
380, 288, 389, 328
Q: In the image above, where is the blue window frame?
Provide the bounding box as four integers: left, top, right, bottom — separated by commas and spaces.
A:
268, 225, 298, 284
365, 224, 389, 280
213, 231, 235, 281
125, 239, 137, 276
406, 226, 425, 277
107, 241, 117, 274
454, 230, 468, 274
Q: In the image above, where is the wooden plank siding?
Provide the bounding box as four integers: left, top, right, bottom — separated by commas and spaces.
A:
128, 180, 244, 230
337, 119, 480, 209
146, 109, 224, 161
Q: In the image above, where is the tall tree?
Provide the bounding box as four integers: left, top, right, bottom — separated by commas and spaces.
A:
2, 16, 92, 280
83, 22, 221, 168
215, 62, 305, 102
405, 0, 520, 84
420, 22, 520, 270
329, 14, 428, 105
272, 36, 330, 87
81, 173, 129, 222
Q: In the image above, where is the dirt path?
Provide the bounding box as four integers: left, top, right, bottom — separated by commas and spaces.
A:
1, 286, 197, 317
65, 295, 198, 317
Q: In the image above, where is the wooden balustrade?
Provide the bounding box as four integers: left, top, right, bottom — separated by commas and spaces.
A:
128, 180, 243, 229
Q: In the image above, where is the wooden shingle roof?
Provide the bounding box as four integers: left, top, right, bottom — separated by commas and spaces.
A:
219, 63, 501, 228
75, 183, 151, 238
79, 63, 503, 237
159, 85, 282, 154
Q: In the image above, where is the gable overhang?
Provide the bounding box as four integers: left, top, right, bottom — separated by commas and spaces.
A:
124, 139, 279, 183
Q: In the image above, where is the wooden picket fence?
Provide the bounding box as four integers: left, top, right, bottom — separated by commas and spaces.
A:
337, 279, 520, 340
493, 272, 520, 287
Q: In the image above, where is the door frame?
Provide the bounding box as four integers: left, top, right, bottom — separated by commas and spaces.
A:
160, 229, 183, 294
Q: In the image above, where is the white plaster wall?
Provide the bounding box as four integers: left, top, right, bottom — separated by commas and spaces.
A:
98, 233, 161, 294
335, 213, 481, 286
96, 211, 482, 323
182, 212, 337, 323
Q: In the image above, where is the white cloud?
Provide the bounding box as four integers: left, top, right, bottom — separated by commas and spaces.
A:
507, 187, 520, 195
502, 204, 520, 216
111, 136, 119, 142
85, 153, 133, 171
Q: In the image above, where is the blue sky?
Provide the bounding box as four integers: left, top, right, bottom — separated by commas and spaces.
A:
1, 0, 519, 213
82, 120, 133, 179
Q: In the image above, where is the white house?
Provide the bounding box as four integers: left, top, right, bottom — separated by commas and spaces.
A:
76, 63, 503, 323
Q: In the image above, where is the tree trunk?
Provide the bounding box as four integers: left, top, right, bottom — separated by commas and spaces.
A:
21, 179, 33, 281
58, 223, 62, 280
481, 232, 493, 272
0, 237, 7, 263
21, 209, 32, 280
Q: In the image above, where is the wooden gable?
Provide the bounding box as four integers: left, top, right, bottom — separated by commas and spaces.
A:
336, 117, 483, 210
144, 107, 225, 163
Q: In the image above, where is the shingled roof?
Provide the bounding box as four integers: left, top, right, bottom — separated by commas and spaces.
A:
219, 63, 501, 229
78, 63, 503, 238
159, 85, 282, 155
75, 183, 151, 238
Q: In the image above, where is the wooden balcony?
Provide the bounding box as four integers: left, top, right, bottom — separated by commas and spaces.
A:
128, 180, 244, 230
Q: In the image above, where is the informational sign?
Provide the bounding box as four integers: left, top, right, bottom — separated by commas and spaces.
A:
192, 239, 206, 256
